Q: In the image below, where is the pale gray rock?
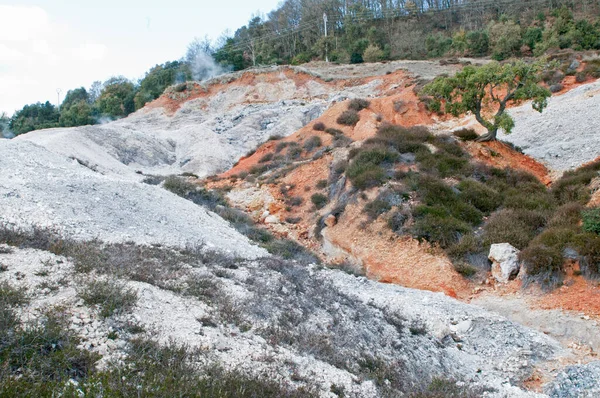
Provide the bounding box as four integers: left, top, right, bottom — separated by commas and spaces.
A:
489, 243, 521, 283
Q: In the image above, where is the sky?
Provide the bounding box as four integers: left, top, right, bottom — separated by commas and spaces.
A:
0, 0, 282, 116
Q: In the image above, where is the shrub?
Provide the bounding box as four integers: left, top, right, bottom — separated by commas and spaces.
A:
447, 233, 481, 259
311, 193, 328, 209
452, 128, 478, 141
78, 279, 138, 318
363, 45, 384, 62
551, 169, 597, 205
259, 153, 274, 163
347, 163, 387, 190
262, 238, 317, 264
346, 147, 398, 190
453, 261, 478, 277
163, 175, 196, 197
313, 122, 326, 131
483, 209, 545, 249
466, 30, 489, 56
519, 244, 565, 290
325, 127, 343, 136
583, 208, 600, 234
363, 200, 392, 220
457, 179, 502, 214
573, 232, 600, 279
348, 98, 370, 112
286, 196, 303, 207
275, 142, 289, 153
387, 210, 408, 233
316, 179, 328, 189
303, 136, 322, 152
416, 149, 472, 178
337, 110, 360, 126
549, 202, 584, 227
411, 213, 471, 248
286, 145, 303, 160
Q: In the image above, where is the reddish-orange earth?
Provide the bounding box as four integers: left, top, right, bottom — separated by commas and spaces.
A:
200, 64, 600, 318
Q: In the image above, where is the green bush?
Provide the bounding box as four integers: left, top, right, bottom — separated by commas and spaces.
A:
573, 232, 600, 279
311, 193, 328, 209
313, 122, 326, 131
549, 202, 584, 227
483, 209, 545, 249
411, 213, 471, 248
364, 199, 392, 220
551, 160, 600, 205
259, 153, 274, 163
337, 110, 360, 126
347, 147, 398, 190
316, 179, 328, 189
458, 179, 502, 213
453, 261, 478, 277
519, 244, 565, 290
303, 136, 322, 152
452, 128, 479, 141
348, 98, 371, 112
583, 208, 600, 234
466, 30, 489, 56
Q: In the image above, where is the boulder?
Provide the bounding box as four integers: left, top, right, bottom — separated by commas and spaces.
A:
324, 214, 337, 227
489, 243, 521, 283
264, 215, 279, 224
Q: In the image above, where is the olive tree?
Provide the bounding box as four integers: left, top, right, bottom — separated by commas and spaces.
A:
422, 60, 552, 142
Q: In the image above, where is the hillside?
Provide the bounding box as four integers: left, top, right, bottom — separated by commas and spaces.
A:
2, 58, 600, 396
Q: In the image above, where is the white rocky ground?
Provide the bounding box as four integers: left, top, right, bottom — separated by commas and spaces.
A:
0, 140, 264, 258
0, 243, 559, 397
501, 79, 600, 172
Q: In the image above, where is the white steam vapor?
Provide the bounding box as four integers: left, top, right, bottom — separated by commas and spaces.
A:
189, 52, 230, 81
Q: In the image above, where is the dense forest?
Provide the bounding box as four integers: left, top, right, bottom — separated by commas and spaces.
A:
3, 0, 600, 137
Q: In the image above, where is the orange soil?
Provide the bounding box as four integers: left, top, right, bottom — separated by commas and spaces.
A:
464, 140, 553, 185
535, 266, 600, 316
205, 64, 600, 317
325, 201, 470, 298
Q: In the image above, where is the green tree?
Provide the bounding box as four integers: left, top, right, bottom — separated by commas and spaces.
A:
422, 60, 551, 142
61, 87, 90, 109
59, 100, 94, 127
9, 102, 60, 136
134, 61, 191, 110
94, 77, 136, 119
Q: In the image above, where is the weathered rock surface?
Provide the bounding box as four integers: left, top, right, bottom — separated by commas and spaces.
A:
0, 140, 264, 258
502, 80, 600, 172
546, 361, 600, 398
489, 243, 521, 283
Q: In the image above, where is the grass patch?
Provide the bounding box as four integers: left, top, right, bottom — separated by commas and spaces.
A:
78, 279, 138, 318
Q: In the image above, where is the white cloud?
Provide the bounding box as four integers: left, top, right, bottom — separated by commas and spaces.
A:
0, 6, 50, 42
0, 44, 24, 62
75, 42, 108, 62
0, 6, 110, 114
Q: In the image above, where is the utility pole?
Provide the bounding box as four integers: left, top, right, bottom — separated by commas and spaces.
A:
56, 88, 62, 110
323, 12, 329, 63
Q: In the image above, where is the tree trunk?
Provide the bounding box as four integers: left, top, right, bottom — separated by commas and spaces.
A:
476, 128, 497, 142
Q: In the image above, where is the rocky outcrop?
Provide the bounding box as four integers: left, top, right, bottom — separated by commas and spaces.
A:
489, 243, 521, 283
